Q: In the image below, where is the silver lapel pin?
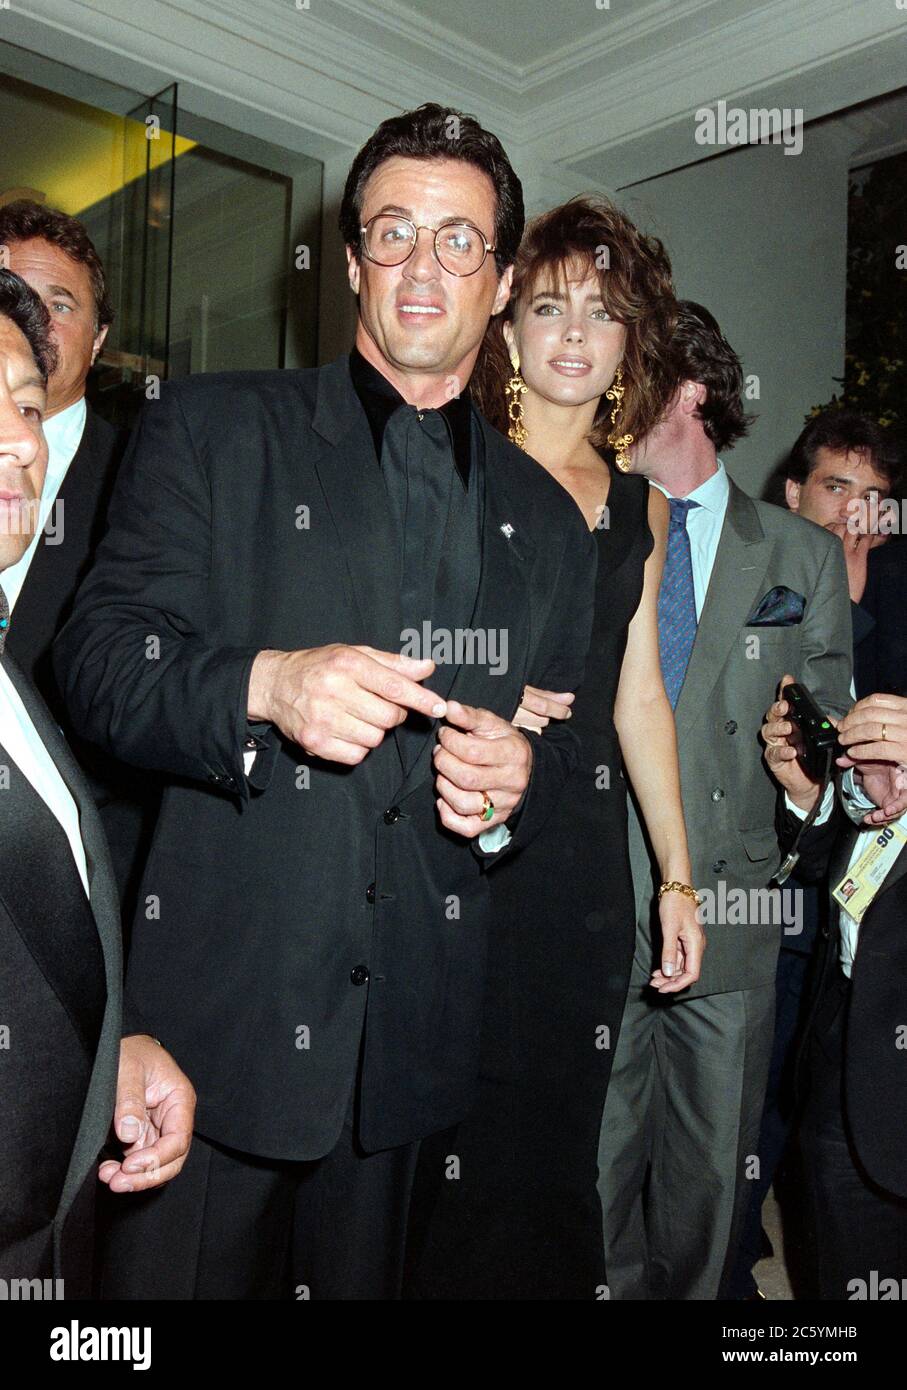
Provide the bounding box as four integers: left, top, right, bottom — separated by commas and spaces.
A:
500, 522, 515, 540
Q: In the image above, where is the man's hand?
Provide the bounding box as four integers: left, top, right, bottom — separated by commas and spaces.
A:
100, 1035, 196, 1193
836, 693, 907, 824
761, 673, 826, 812
248, 644, 445, 765
433, 699, 533, 838
827, 520, 882, 604
512, 684, 575, 733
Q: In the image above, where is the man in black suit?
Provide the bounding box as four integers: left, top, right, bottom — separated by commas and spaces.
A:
763, 679, 907, 1298
860, 536, 907, 698
731, 410, 903, 1297
55, 104, 596, 1300
0, 270, 194, 1295
0, 202, 153, 913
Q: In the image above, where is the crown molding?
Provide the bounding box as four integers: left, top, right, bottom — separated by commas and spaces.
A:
7, 0, 907, 190
9, 0, 520, 152
521, 0, 907, 165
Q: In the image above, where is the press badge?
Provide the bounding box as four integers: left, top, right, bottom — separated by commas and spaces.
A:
832, 821, 907, 923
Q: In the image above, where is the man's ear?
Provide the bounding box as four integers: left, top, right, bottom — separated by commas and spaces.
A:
679, 379, 706, 415
785, 478, 801, 512
90, 323, 109, 366
490, 263, 513, 318
346, 246, 361, 296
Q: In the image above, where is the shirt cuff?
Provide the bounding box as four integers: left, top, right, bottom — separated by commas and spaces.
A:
840, 767, 875, 821
785, 783, 834, 824
478, 822, 513, 853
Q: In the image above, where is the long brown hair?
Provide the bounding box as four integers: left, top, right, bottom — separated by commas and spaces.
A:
472, 195, 677, 451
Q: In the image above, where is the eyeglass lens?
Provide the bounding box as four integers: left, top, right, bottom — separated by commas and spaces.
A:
363, 215, 487, 274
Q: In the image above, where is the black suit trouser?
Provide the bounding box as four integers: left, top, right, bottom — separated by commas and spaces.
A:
98, 1079, 420, 1300
799, 964, 907, 1299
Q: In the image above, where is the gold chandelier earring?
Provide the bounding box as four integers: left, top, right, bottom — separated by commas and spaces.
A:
606, 363, 633, 472
505, 343, 528, 450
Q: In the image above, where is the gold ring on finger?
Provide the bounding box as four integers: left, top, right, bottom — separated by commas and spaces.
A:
480, 791, 495, 822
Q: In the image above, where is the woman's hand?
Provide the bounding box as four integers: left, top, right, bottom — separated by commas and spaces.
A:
511, 684, 575, 733
650, 889, 705, 994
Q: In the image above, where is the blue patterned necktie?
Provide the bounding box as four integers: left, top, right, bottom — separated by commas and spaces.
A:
658, 497, 701, 707
0, 583, 8, 656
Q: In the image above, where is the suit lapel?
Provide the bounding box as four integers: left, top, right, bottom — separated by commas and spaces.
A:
0, 655, 120, 1056
824, 814, 907, 946
393, 414, 533, 805
675, 480, 773, 740
878, 836, 907, 901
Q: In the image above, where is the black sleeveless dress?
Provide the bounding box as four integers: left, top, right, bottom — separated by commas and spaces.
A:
405, 469, 654, 1300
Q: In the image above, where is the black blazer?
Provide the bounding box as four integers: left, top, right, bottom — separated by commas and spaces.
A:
4, 406, 156, 911
55, 355, 597, 1160
857, 537, 907, 697
0, 653, 122, 1293
784, 800, 907, 1198
7, 406, 124, 711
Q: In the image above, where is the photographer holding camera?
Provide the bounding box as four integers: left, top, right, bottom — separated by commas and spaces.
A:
762, 676, 907, 1299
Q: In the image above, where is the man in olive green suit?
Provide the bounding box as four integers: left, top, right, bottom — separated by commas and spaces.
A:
597, 303, 853, 1300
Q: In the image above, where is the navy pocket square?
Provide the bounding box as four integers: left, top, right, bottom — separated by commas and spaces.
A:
746, 585, 806, 626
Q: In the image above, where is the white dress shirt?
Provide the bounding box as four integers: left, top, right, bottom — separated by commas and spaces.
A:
787, 777, 907, 977
3, 396, 87, 612
0, 658, 90, 896
650, 460, 731, 617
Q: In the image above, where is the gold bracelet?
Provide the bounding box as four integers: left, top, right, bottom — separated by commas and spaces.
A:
658, 880, 701, 906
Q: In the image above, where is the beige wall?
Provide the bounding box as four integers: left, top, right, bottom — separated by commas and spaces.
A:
619, 126, 852, 499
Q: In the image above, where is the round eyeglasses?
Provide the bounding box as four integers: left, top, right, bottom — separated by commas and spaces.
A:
360, 214, 495, 276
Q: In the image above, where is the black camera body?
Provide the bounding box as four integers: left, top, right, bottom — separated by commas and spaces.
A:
783, 682, 841, 781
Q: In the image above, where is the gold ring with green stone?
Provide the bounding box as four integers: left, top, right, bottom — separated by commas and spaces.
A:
480, 792, 495, 822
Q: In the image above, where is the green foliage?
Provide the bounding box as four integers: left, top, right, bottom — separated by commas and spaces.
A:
811, 150, 907, 440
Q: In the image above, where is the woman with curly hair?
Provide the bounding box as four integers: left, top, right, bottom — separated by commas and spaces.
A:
405, 196, 704, 1299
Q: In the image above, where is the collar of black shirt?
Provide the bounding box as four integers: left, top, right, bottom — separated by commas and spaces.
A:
348, 346, 472, 490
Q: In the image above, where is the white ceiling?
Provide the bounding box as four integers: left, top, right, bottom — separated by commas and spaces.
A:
328, 0, 610, 77
3, 0, 907, 192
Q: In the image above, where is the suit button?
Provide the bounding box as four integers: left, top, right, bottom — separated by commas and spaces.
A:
366, 882, 376, 904
712, 860, 727, 873
725, 720, 737, 734
350, 964, 369, 986
383, 806, 401, 825
711, 787, 724, 801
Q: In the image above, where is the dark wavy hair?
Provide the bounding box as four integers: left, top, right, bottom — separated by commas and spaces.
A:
0, 268, 56, 381
339, 103, 524, 275
665, 300, 753, 452
785, 408, 903, 492
0, 200, 113, 331
471, 195, 677, 450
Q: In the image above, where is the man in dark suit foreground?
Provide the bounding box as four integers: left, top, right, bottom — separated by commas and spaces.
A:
764, 677, 907, 1298
56, 104, 596, 1299
0, 270, 194, 1295
0, 201, 156, 915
